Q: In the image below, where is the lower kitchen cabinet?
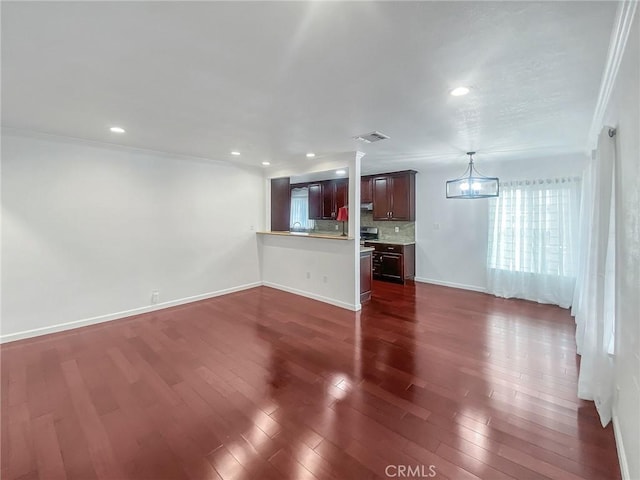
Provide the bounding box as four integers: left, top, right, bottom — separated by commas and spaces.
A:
366, 243, 415, 284
360, 250, 373, 302
380, 252, 403, 281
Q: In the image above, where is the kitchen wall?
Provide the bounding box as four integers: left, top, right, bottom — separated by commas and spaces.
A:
314, 210, 416, 242
602, 11, 639, 480
360, 212, 415, 243
414, 153, 588, 292
1, 131, 264, 341
315, 219, 349, 235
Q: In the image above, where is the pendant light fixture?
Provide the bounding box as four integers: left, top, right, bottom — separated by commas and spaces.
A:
446, 152, 499, 199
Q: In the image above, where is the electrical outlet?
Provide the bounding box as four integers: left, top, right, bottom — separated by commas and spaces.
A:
306, 272, 311, 279
323, 275, 328, 283
433, 223, 440, 230
250, 225, 255, 231
394, 226, 399, 233
335, 224, 339, 230
151, 290, 159, 304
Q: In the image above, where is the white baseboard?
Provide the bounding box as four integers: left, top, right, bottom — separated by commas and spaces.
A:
262, 281, 361, 311
414, 277, 487, 293
612, 408, 631, 480
0, 281, 262, 344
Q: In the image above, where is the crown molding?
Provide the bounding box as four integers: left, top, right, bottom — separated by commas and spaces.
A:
1, 126, 264, 173
587, 0, 638, 150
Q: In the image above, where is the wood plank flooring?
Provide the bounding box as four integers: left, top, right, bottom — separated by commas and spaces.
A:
1, 282, 621, 479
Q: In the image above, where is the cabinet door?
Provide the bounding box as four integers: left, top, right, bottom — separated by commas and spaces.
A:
270, 177, 290, 231
308, 183, 322, 220
360, 253, 372, 297
372, 176, 391, 220
380, 253, 403, 281
335, 179, 348, 211
389, 173, 414, 221
321, 181, 335, 219
372, 252, 382, 279
361, 176, 373, 204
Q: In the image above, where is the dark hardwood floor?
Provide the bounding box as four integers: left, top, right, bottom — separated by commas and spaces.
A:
1, 281, 620, 479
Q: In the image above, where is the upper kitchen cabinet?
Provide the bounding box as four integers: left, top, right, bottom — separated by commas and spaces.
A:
372, 171, 416, 221
308, 183, 322, 220
271, 177, 291, 230
361, 176, 373, 204
322, 178, 348, 219
335, 178, 348, 213
303, 178, 348, 220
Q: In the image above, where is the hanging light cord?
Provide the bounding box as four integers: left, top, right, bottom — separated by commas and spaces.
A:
459, 152, 490, 180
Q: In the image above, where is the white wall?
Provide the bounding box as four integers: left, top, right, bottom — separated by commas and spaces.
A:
603, 13, 639, 480
414, 154, 588, 291
1, 132, 264, 341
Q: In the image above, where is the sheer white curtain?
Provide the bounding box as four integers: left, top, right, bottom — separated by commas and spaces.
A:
487, 177, 581, 308
572, 127, 616, 427
290, 187, 314, 230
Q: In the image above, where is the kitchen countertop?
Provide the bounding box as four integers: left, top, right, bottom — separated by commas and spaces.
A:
360, 246, 375, 253
257, 231, 354, 240
363, 240, 416, 246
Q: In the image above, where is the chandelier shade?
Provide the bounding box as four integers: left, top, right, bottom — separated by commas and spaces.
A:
446, 152, 499, 199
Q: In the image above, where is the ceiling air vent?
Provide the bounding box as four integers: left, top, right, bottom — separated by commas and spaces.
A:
353, 131, 390, 143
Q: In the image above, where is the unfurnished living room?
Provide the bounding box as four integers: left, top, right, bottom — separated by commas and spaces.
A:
1, 1, 638, 480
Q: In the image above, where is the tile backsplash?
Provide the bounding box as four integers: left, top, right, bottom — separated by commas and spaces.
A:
314, 219, 348, 235
313, 213, 415, 242
360, 212, 415, 242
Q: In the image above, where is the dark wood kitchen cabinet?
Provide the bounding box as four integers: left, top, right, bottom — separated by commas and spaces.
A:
361, 176, 373, 204
380, 253, 403, 281
291, 178, 349, 221
360, 250, 373, 303
308, 183, 322, 220
336, 179, 348, 211
271, 177, 291, 231
321, 178, 348, 219
366, 242, 415, 284
372, 171, 416, 221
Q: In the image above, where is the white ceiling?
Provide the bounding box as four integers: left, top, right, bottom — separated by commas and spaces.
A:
1, 1, 616, 173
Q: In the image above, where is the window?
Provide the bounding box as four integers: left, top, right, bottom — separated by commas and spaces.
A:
488, 178, 580, 275
486, 177, 581, 307
290, 187, 315, 231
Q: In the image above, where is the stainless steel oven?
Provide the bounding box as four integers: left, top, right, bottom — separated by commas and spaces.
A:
360, 226, 379, 245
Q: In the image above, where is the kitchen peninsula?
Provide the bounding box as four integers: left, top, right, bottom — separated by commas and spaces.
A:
256, 231, 374, 303
259, 154, 362, 312
256, 231, 354, 240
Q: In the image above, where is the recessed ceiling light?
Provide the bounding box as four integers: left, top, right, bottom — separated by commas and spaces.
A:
110, 126, 125, 133
336, 169, 346, 175
230, 151, 241, 156
450, 86, 470, 96
306, 153, 315, 158
262, 161, 270, 166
